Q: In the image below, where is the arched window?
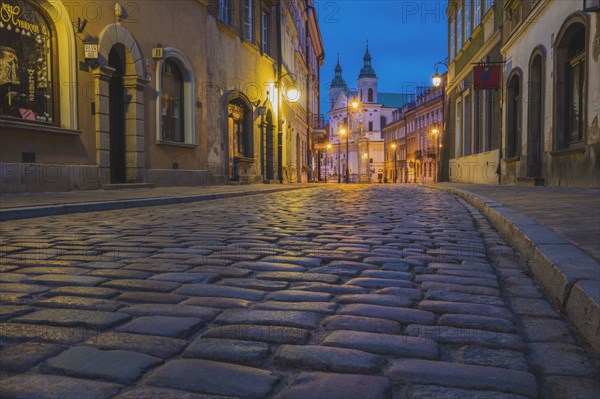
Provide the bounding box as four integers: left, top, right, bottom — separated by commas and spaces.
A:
554, 19, 586, 149
161, 59, 184, 142
506, 72, 521, 158
0, 1, 55, 123
368, 88, 373, 102
156, 48, 195, 144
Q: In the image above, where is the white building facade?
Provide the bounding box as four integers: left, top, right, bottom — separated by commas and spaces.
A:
325, 46, 412, 183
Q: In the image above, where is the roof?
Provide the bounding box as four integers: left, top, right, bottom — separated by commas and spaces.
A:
378, 92, 414, 108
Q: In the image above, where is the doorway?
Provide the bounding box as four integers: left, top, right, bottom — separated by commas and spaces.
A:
527, 54, 543, 177
108, 44, 126, 183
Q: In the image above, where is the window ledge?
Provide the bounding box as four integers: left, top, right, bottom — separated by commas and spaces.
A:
0, 119, 81, 135
156, 140, 197, 148
463, 38, 473, 52
242, 39, 259, 52
504, 156, 520, 162
550, 146, 585, 156
217, 20, 239, 38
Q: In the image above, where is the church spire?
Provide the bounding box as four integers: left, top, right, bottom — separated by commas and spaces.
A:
331, 53, 348, 89
359, 41, 376, 78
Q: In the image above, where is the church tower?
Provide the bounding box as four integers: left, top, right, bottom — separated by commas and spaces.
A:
357, 42, 378, 104
329, 54, 348, 110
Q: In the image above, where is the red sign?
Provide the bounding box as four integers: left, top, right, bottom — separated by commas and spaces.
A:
473, 65, 500, 90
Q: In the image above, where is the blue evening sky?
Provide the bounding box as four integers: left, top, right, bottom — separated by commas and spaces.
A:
314, 0, 448, 116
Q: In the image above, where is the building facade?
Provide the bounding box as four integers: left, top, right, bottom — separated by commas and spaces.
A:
445, 0, 503, 184
0, 0, 323, 192
325, 47, 412, 183
384, 83, 444, 184
500, 0, 599, 187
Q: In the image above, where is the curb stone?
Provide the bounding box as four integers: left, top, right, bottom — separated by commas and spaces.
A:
423, 184, 600, 353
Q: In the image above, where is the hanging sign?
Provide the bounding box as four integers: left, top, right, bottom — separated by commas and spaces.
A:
474, 65, 500, 90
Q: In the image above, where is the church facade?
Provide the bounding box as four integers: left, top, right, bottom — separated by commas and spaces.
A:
325, 46, 412, 183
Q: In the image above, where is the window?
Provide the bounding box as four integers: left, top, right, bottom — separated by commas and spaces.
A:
243, 0, 253, 42
474, 0, 481, 27
465, 1, 472, 37
464, 93, 471, 156
555, 21, 586, 149
161, 59, 184, 142
261, 12, 270, 54
457, 5, 463, 48
368, 88, 374, 102
219, 0, 232, 25
0, 1, 55, 123
455, 98, 463, 158
229, 101, 251, 157
450, 18, 456, 59
485, 0, 493, 12
506, 73, 521, 158
368, 121, 373, 131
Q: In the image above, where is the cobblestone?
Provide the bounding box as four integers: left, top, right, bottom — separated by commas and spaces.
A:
12, 308, 130, 329
339, 303, 436, 324
0, 374, 122, 399
85, 332, 187, 358
183, 337, 270, 366
273, 344, 386, 373
116, 315, 203, 338
0, 342, 65, 372
279, 372, 390, 399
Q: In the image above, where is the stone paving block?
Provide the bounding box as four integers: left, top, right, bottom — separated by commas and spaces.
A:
215, 309, 320, 329
361, 270, 413, 280
519, 318, 575, 343
12, 308, 130, 329
149, 272, 219, 284
418, 300, 513, 321
182, 296, 251, 309
0, 374, 122, 399
273, 344, 386, 373
382, 262, 411, 271
310, 265, 364, 277
23, 274, 108, 286
415, 274, 499, 288
124, 262, 191, 273
43, 346, 161, 384
183, 338, 270, 366
505, 285, 544, 299
375, 287, 423, 300
113, 387, 229, 399
202, 324, 310, 344
425, 289, 505, 306
116, 291, 188, 304
438, 313, 516, 333
291, 282, 369, 295
188, 265, 252, 277
256, 271, 340, 284
120, 304, 219, 320
323, 315, 401, 334
323, 330, 438, 359
220, 277, 289, 291
527, 342, 599, 377
0, 273, 27, 283
336, 293, 413, 307
230, 261, 306, 272
0, 342, 65, 372
101, 279, 181, 293
253, 301, 337, 314
175, 283, 265, 300
146, 359, 280, 398
508, 298, 561, 318
16, 266, 91, 275
0, 322, 95, 344
85, 332, 187, 358
0, 305, 34, 320
266, 289, 333, 302
387, 358, 538, 398
117, 316, 203, 338
35, 296, 125, 312
87, 269, 152, 279
345, 277, 416, 289
0, 292, 29, 304
363, 256, 405, 265
339, 303, 436, 324
260, 255, 321, 267
0, 283, 51, 294
406, 324, 525, 351
442, 346, 529, 371
279, 371, 390, 399
400, 384, 530, 399
46, 286, 120, 298
421, 281, 501, 296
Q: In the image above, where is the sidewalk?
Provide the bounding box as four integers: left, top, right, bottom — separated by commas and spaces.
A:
0, 184, 317, 221
424, 182, 600, 352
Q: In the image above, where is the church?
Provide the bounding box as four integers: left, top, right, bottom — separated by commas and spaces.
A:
325, 45, 413, 183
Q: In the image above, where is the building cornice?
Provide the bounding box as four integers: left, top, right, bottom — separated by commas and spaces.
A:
501, 0, 552, 55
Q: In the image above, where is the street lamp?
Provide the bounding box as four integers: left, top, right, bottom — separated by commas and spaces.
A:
432, 59, 447, 182
345, 92, 360, 183
338, 128, 346, 183
276, 72, 301, 183
391, 142, 397, 183
326, 143, 332, 182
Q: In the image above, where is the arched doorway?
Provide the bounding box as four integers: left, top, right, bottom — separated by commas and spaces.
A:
227, 95, 253, 181
527, 52, 543, 177
265, 110, 275, 180
109, 44, 126, 183
506, 73, 521, 159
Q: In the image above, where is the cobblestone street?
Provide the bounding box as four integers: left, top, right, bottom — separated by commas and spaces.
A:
1, 185, 598, 399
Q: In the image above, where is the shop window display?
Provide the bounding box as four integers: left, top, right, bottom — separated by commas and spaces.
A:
0, 1, 54, 123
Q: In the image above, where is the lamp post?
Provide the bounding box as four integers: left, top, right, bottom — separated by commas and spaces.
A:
431, 127, 440, 182
391, 142, 397, 183
338, 128, 346, 183
276, 72, 301, 184
432, 59, 447, 182
345, 92, 360, 183
326, 143, 332, 182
